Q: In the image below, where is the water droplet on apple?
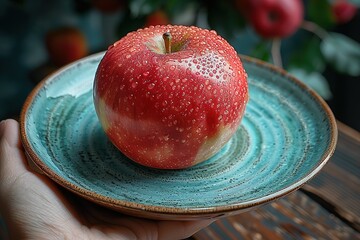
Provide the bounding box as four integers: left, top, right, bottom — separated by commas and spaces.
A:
131, 82, 138, 88
148, 83, 155, 89
143, 71, 149, 76
152, 56, 158, 63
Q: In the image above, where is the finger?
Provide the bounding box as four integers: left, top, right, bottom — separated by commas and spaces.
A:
78, 199, 215, 240
0, 119, 29, 188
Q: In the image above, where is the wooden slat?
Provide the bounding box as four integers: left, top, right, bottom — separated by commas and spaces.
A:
302, 121, 360, 230
194, 122, 360, 239
194, 191, 360, 239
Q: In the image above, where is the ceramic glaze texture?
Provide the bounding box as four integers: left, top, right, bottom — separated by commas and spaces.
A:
21, 53, 337, 220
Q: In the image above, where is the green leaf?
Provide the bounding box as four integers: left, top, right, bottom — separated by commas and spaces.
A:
288, 36, 325, 73
129, 0, 165, 17
288, 68, 333, 100
321, 33, 360, 76
251, 40, 271, 62
164, 0, 198, 18
347, 0, 360, 7
307, 0, 335, 29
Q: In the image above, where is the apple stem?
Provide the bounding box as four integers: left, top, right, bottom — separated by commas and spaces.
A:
163, 32, 172, 54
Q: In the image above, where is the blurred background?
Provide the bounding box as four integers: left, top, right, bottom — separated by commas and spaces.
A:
0, 0, 359, 131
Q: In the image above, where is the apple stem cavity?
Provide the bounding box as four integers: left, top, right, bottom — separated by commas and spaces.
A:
162, 32, 172, 54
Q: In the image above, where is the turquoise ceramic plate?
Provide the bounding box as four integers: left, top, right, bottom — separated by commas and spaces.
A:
20, 52, 337, 220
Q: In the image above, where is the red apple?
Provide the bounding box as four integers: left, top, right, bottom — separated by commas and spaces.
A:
332, 0, 358, 24
45, 27, 88, 67
245, 0, 304, 38
93, 25, 248, 169
92, 0, 125, 13
145, 10, 169, 27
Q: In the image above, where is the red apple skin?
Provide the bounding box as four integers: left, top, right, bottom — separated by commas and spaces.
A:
246, 0, 304, 38
45, 27, 88, 66
332, 0, 358, 24
145, 10, 169, 27
94, 25, 248, 169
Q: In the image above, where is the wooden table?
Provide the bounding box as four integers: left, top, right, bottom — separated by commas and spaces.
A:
192, 121, 360, 239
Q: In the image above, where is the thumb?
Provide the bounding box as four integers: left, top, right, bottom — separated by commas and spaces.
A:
0, 119, 29, 189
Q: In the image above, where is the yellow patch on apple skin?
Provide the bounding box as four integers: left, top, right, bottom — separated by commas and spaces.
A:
137, 142, 175, 166
146, 35, 166, 54
95, 98, 111, 131
193, 125, 235, 165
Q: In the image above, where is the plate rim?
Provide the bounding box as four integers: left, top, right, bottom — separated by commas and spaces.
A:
20, 52, 338, 219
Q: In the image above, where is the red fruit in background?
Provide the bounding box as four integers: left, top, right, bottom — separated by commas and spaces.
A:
45, 27, 88, 66
145, 10, 169, 27
93, 25, 248, 169
245, 0, 304, 38
332, 0, 358, 24
92, 0, 124, 13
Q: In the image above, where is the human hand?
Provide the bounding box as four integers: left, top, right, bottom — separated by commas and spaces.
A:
0, 119, 214, 240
